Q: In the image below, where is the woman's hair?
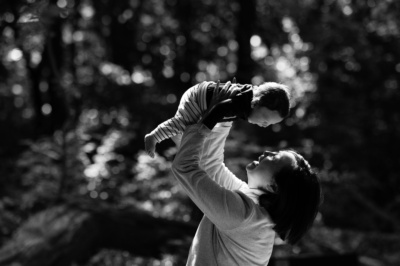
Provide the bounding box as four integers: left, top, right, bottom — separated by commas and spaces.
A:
258, 150, 322, 245
251, 82, 291, 118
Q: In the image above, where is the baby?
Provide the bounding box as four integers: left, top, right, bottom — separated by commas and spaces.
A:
145, 80, 290, 158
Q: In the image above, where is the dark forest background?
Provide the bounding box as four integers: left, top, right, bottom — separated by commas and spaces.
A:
0, 0, 399, 265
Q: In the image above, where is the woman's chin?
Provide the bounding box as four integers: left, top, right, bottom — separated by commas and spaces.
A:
246, 161, 259, 171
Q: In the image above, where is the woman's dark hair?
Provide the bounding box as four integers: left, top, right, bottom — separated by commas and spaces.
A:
251, 82, 291, 118
258, 150, 322, 245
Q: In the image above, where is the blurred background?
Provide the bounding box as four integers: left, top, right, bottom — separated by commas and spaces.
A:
0, 0, 399, 265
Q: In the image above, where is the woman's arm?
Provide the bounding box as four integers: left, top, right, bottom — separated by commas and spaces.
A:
199, 124, 246, 191
196, 81, 246, 190
171, 124, 250, 230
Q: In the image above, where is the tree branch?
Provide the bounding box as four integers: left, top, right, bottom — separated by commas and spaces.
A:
0, 200, 196, 266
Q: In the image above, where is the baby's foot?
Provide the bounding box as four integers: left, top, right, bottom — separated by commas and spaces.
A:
145, 134, 157, 158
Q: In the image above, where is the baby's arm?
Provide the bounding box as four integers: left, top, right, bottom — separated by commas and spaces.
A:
146, 82, 209, 157
145, 115, 187, 157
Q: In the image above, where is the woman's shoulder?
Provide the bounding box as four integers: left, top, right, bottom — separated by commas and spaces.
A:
234, 190, 275, 227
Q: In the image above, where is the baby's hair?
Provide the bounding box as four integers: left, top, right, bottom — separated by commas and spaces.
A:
251, 82, 291, 118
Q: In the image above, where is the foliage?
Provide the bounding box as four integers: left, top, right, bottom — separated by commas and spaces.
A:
86, 249, 183, 266
293, 0, 400, 232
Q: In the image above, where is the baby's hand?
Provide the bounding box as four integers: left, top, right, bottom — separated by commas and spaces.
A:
145, 134, 157, 158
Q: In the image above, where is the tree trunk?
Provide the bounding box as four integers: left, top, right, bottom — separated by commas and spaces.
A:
175, 0, 200, 94
0, 200, 196, 266
235, 0, 257, 83
25, 3, 69, 137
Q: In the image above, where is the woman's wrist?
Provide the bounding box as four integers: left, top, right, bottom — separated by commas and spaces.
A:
202, 99, 232, 130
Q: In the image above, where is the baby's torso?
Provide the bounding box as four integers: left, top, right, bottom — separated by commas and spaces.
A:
203, 82, 253, 120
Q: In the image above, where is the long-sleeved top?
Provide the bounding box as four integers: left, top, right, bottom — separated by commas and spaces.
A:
171, 123, 275, 266
149, 81, 253, 143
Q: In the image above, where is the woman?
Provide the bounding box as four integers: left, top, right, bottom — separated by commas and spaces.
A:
171, 86, 322, 266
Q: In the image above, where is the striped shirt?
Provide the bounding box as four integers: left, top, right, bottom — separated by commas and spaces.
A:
149, 81, 216, 143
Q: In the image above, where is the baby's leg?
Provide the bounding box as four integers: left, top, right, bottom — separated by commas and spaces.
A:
145, 134, 157, 158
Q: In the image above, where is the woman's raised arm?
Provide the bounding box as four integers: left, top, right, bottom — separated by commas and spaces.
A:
199, 124, 246, 191
171, 124, 249, 230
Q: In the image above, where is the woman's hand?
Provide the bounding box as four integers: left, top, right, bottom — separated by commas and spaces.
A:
210, 80, 231, 109
200, 79, 238, 129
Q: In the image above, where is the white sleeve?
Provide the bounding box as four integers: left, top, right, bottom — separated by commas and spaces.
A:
171, 124, 250, 230
199, 123, 246, 191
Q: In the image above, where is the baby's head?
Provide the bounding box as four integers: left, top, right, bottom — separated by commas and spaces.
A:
248, 82, 290, 128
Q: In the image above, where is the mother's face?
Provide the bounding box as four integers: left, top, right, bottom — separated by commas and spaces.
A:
246, 151, 297, 189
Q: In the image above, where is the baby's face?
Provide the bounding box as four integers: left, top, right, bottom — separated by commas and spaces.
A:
248, 106, 283, 128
